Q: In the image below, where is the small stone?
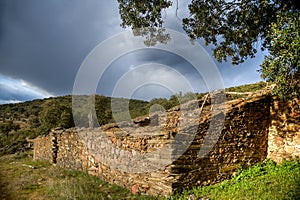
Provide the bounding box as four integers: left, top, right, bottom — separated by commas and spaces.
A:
188, 194, 196, 200
132, 150, 137, 157
285, 146, 295, 154
131, 184, 139, 194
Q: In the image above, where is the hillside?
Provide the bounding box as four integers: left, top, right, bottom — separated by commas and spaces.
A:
0, 95, 149, 156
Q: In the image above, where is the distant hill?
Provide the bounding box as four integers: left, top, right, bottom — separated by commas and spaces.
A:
0, 81, 267, 155
0, 95, 149, 127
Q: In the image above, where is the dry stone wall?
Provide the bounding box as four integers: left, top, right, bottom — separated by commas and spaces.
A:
169, 95, 270, 193
33, 92, 300, 196
267, 98, 300, 163
33, 133, 54, 162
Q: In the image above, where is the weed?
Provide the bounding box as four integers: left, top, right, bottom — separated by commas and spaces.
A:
169, 159, 300, 200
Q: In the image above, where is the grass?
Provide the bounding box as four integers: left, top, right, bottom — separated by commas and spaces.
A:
169, 159, 300, 200
0, 152, 148, 200
1, 152, 299, 199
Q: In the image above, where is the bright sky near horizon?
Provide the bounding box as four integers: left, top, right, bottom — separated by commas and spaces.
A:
0, 0, 265, 104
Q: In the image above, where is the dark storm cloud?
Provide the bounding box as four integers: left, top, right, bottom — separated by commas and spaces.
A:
97, 48, 205, 98
0, 0, 263, 103
131, 49, 204, 84
0, 2, 7, 40
0, 0, 122, 96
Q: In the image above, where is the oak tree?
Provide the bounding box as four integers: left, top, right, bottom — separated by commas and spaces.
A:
117, 0, 299, 99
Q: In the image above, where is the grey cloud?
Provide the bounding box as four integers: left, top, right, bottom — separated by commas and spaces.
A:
0, 0, 263, 103
97, 48, 206, 97
0, 0, 122, 96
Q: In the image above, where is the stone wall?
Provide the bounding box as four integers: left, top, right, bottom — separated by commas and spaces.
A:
33, 92, 300, 196
33, 134, 54, 162
267, 98, 300, 163
169, 95, 270, 193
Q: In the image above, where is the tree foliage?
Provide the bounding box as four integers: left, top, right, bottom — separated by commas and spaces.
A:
38, 99, 74, 133
183, 0, 299, 65
117, 0, 300, 99
117, 0, 172, 46
0, 121, 20, 137
118, 0, 172, 29
260, 12, 300, 99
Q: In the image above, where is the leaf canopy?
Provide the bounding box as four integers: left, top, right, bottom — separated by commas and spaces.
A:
117, 0, 300, 99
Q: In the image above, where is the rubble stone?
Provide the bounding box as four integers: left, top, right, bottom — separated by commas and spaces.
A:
33, 93, 300, 196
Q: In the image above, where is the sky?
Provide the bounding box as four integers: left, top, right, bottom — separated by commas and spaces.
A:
0, 0, 265, 104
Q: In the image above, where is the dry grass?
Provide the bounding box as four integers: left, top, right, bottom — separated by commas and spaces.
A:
0, 152, 145, 200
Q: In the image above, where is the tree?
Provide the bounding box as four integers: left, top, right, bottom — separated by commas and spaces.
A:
117, 0, 300, 99
117, 0, 172, 46
60, 110, 75, 128
28, 115, 40, 129
38, 100, 74, 133
182, 0, 298, 64
148, 98, 172, 110
0, 121, 20, 138
260, 12, 299, 99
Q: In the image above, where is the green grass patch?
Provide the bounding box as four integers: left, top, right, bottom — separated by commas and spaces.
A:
170, 159, 300, 200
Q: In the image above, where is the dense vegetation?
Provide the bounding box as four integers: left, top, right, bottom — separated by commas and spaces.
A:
0, 82, 267, 156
